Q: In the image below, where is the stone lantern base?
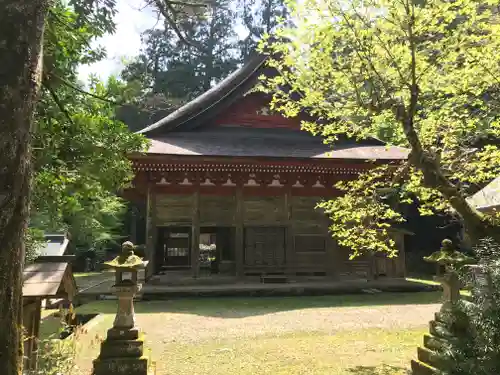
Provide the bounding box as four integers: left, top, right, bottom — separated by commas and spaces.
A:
92, 327, 149, 375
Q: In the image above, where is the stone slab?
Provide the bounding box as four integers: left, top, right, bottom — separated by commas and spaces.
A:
411, 359, 438, 375
93, 356, 148, 375
423, 334, 446, 351
100, 337, 144, 359
429, 320, 453, 339
417, 347, 447, 369
107, 327, 140, 341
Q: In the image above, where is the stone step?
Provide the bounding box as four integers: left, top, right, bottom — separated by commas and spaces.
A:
411, 359, 438, 375
423, 334, 447, 351
417, 347, 448, 370
429, 320, 453, 340
261, 275, 288, 284
93, 355, 148, 375
435, 311, 453, 325
99, 336, 145, 359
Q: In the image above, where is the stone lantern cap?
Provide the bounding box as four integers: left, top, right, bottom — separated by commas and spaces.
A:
424, 239, 475, 266
104, 241, 148, 270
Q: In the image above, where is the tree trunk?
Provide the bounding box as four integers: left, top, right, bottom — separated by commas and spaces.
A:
0, 1, 49, 374
402, 6, 500, 247
403, 104, 500, 245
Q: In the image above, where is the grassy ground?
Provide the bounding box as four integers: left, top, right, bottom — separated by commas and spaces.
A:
73, 270, 114, 292
151, 328, 427, 375
39, 292, 441, 375
406, 277, 471, 297
74, 272, 105, 278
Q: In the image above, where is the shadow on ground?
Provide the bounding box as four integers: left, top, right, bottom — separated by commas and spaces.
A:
75, 292, 442, 318
347, 365, 410, 374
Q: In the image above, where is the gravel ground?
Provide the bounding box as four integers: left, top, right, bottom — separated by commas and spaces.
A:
73, 298, 441, 374
135, 303, 441, 345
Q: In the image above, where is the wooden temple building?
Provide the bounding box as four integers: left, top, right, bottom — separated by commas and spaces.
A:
124, 53, 409, 283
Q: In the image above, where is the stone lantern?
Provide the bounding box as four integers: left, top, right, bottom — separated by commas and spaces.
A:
93, 241, 150, 375
424, 239, 474, 310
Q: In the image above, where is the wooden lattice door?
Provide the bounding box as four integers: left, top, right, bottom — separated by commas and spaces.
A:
244, 227, 286, 267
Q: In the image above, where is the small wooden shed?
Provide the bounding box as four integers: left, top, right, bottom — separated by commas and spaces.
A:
22, 259, 77, 370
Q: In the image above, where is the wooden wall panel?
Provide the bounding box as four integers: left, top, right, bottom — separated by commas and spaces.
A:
199, 195, 236, 226
291, 196, 326, 229
295, 252, 328, 272
243, 195, 286, 224
156, 194, 193, 224
151, 192, 394, 279
212, 93, 302, 130
336, 246, 373, 279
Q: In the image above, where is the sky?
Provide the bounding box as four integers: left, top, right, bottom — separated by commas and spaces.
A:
77, 0, 160, 82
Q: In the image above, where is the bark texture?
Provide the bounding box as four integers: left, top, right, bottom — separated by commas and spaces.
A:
0, 1, 49, 374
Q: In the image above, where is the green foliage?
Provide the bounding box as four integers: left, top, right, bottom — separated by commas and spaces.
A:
24, 228, 46, 264
31, 0, 148, 256
261, 0, 500, 255
28, 325, 100, 375
319, 165, 404, 257
435, 238, 500, 375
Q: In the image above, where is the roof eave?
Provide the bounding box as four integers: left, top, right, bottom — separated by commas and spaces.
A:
130, 152, 406, 163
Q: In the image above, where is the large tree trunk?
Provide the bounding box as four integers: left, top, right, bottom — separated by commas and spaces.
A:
0, 1, 49, 374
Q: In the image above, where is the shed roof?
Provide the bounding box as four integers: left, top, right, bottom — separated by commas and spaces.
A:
22, 262, 76, 298
38, 234, 69, 257
468, 176, 500, 213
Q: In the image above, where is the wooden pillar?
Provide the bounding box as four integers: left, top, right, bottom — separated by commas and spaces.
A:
130, 205, 138, 244
369, 254, 377, 280
191, 190, 200, 278
145, 184, 157, 280
33, 298, 41, 368
319, 197, 337, 279
285, 188, 295, 277
396, 233, 407, 278
235, 185, 244, 279
326, 232, 338, 280
23, 299, 42, 371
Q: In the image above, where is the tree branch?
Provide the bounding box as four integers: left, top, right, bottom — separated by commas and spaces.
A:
349, 5, 410, 88
48, 8, 93, 51
330, 3, 395, 98
399, 0, 497, 243
43, 81, 75, 127
164, 0, 210, 6
150, 0, 206, 51
51, 74, 124, 105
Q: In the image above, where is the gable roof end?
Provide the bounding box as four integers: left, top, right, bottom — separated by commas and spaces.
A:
137, 53, 269, 136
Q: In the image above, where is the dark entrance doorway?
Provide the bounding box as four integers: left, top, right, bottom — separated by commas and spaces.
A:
157, 227, 191, 271
199, 227, 235, 274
